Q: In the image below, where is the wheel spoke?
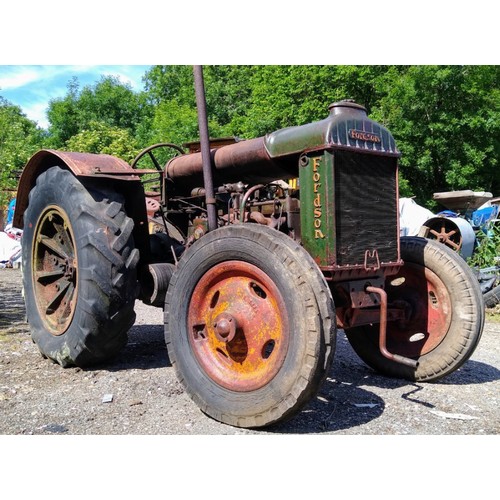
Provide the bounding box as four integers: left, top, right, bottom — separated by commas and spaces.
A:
45, 280, 71, 315
53, 222, 74, 259
36, 269, 65, 283
39, 235, 70, 261
57, 282, 76, 325
147, 151, 163, 171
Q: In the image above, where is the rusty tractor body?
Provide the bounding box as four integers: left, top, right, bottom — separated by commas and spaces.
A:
14, 74, 484, 428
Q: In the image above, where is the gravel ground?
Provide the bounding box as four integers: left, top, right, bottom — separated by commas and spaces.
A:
1, 266, 498, 436
1, 266, 497, 498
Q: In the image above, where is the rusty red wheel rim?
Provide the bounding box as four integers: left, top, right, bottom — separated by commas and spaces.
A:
32, 206, 78, 336
386, 262, 452, 357
188, 261, 289, 391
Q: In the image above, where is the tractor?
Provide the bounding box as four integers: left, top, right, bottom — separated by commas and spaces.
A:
13, 68, 484, 428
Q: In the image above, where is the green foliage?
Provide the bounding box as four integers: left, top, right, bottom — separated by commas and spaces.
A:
234, 65, 396, 138
468, 223, 500, 269
376, 65, 500, 207
65, 121, 139, 163
1, 65, 499, 212
143, 65, 195, 106
47, 75, 150, 148
45, 77, 80, 146
143, 100, 200, 146
0, 97, 46, 207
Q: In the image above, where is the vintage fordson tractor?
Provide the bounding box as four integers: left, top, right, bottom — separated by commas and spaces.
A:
14, 75, 484, 428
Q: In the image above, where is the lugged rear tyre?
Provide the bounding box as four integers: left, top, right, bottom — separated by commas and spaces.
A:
22, 166, 139, 367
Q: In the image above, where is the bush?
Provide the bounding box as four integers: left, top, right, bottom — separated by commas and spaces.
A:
468, 222, 500, 269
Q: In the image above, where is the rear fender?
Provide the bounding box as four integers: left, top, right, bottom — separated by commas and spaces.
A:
14, 149, 141, 228
14, 149, 151, 260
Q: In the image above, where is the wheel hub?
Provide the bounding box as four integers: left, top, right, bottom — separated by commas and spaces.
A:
213, 312, 237, 342
387, 263, 452, 357
188, 260, 289, 392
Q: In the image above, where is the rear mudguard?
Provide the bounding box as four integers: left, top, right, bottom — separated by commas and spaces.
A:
14, 149, 143, 228
14, 149, 151, 260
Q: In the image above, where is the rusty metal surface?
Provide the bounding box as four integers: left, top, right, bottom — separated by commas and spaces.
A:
34, 150, 137, 176
383, 264, 452, 358
32, 206, 78, 336
193, 66, 218, 232
166, 137, 298, 190
14, 150, 141, 229
366, 286, 418, 368
188, 260, 289, 392
425, 219, 462, 251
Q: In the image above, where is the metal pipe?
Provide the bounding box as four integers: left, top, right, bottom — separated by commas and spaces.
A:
239, 184, 265, 223
365, 286, 419, 369
193, 65, 217, 232
166, 136, 297, 190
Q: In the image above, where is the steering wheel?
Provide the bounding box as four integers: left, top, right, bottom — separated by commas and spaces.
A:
131, 143, 185, 171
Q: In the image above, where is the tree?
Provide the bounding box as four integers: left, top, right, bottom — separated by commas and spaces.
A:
77, 75, 149, 132
47, 75, 150, 149
226, 65, 396, 138
65, 121, 139, 163
0, 97, 46, 207
375, 65, 500, 206
45, 77, 80, 146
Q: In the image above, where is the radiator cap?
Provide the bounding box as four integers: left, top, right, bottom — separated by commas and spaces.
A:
328, 100, 367, 116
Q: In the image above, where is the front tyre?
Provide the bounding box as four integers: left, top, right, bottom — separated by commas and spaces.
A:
22, 167, 139, 367
165, 224, 335, 428
345, 237, 484, 381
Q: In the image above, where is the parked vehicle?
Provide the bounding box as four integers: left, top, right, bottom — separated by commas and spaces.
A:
13, 70, 485, 427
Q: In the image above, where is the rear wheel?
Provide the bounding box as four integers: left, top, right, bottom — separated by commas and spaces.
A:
345, 237, 484, 381
165, 224, 335, 428
22, 166, 139, 367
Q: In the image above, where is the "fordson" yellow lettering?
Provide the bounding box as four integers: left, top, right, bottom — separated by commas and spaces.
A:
313, 157, 325, 239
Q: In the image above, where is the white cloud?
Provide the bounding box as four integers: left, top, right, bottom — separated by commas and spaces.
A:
23, 102, 50, 129
0, 67, 41, 90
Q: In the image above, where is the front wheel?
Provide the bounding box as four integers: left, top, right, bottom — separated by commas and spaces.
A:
345, 237, 484, 381
165, 224, 335, 428
22, 167, 139, 367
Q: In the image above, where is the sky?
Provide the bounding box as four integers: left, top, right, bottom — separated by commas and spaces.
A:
0, 65, 152, 129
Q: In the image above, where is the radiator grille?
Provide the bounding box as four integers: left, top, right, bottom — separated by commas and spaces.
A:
334, 150, 399, 267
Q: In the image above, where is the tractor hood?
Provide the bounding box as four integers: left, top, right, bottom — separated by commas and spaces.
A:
264, 100, 400, 158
